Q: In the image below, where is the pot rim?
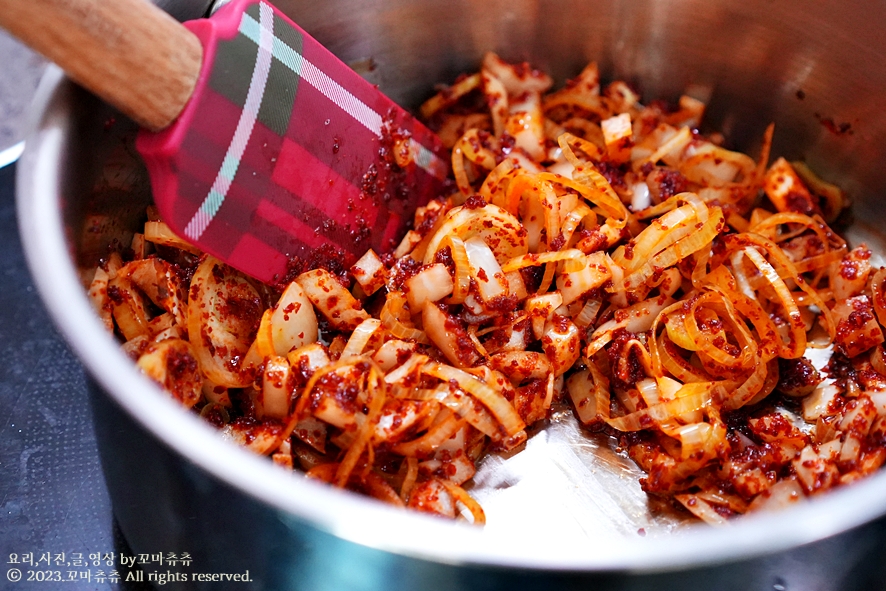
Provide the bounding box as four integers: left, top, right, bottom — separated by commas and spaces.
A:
19, 67, 886, 574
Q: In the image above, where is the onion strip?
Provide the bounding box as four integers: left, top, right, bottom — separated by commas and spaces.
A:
422, 362, 526, 437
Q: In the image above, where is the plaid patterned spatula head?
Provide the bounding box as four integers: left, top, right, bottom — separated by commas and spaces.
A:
137, 0, 449, 283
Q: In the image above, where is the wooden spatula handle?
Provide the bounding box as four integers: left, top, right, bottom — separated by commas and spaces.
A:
0, 0, 203, 130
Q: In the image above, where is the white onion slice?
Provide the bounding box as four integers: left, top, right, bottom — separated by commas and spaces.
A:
296, 269, 370, 331
351, 249, 388, 295
258, 356, 291, 420
406, 263, 455, 310
464, 236, 509, 303
268, 281, 318, 356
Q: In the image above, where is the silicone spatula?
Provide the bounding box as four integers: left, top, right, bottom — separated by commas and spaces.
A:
0, 0, 449, 283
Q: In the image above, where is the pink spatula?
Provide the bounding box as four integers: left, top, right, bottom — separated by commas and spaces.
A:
1, 0, 449, 282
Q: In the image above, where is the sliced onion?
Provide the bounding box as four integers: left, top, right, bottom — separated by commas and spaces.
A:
673, 422, 714, 460
720, 359, 769, 411
655, 332, 711, 383
681, 142, 754, 185
763, 158, 819, 215
393, 410, 465, 456
334, 366, 386, 486
360, 471, 408, 507
423, 361, 526, 438
221, 419, 283, 455
748, 478, 804, 513
483, 51, 553, 95
188, 256, 260, 388
257, 356, 292, 420
143, 220, 201, 255
556, 252, 612, 305
791, 160, 847, 222
423, 203, 528, 266
406, 263, 455, 312
400, 456, 419, 500
407, 478, 457, 518
791, 444, 839, 494
739, 246, 808, 358
313, 395, 358, 431
341, 318, 382, 359
506, 270, 528, 300
374, 400, 437, 443
872, 346, 886, 378
544, 85, 610, 121
541, 317, 581, 376
620, 199, 701, 269
502, 249, 585, 273
601, 112, 633, 163
675, 494, 729, 526
87, 265, 116, 332
380, 291, 430, 344
267, 281, 319, 357
440, 479, 486, 525
452, 129, 499, 196
202, 377, 231, 407
393, 230, 423, 259
420, 72, 482, 119
439, 235, 471, 304
126, 257, 187, 328
524, 292, 563, 339
870, 268, 886, 328
463, 236, 509, 303
587, 296, 673, 357
802, 382, 841, 422
109, 274, 151, 341
560, 202, 596, 247
286, 342, 331, 381
481, 69, 509, 138
490, 350, 552, 383
479, 158, 518, 208
605, 384, 713, 431
351, 249, 388, 295
505, 91, 546, 161
557, 132, 603, 168
137, 338, 202, 409
543, 171, 627, 230
292, 416, 327, 453
832, 296, 884, 358
296, 269, 369, 332
567, 369, 600, 424
428, 384, 502, 438
683, 291, 757, 372
422, 303, 478, 368
621, 204, 724, 290
637, 126, 691, 169
383, 352, 429, 386
371, 340, 417, 372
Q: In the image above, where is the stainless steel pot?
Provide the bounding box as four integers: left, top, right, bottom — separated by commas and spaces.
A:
16, 0, 886, 588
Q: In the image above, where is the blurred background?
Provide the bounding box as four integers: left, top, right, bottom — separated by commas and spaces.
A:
0, 31, 153, 591
0, 30, 45, 161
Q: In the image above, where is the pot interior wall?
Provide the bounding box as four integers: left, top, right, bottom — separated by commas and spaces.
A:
268, 0, 886, 203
